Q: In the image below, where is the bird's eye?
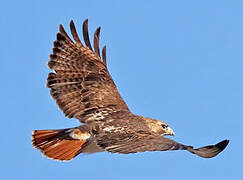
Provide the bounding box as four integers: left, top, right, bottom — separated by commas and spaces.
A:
161, 124, 168, 129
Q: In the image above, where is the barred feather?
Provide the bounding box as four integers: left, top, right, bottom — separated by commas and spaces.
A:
47, 20, 129, 123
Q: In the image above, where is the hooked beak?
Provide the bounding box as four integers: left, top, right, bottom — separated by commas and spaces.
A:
167, 127, 175, 136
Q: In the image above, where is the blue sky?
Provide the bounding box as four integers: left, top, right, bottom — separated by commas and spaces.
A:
1, 0, 242, 179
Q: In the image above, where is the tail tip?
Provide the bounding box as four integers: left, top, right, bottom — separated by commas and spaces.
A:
31, 128, 89, 161
31, 130, 38, 148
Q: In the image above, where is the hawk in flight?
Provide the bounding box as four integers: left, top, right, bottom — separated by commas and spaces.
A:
32, 19, 229, 161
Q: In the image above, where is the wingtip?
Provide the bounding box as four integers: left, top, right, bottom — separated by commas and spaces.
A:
82, 18, 93, 51
70, 19, 74, 28
216, 139, 229, 150
186, 139, 230, 158
84, 18, 88, 24
83, 19, 89, 28
96, 26, 101, 32
59, 24, 65, 32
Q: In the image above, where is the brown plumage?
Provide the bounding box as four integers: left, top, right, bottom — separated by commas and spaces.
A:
32, 19, 229, 161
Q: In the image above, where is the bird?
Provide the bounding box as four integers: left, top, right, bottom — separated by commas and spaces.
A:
32, 19, 229, 161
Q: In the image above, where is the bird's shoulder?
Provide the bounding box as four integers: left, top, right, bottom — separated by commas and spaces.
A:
90, 113, 150, 135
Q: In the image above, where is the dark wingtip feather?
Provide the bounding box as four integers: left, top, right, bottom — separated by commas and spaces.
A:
83, 18, 88, 24
83, 18, 88, 26
215, 139, 229, 151
82, 19, 93, 51
95, 27, 101, 35
94, 27, 101, 57
46, 73, 57, 88
57, 32, 66, 41
53, 40, 61, 47
49, 54, 57, 60
53, 47, 61, 54
47, 60, 56, 69
187, 139, 230, 158
102, 46, 107, 65
59, 24, 65, 33
70, 20, 82, 45
59, 24, 73, 42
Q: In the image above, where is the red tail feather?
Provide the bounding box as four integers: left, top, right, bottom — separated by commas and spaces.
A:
32, 128, 89, 161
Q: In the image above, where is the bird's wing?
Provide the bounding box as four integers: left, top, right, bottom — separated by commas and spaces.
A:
47, 19, 129, 123
95, 132, 229, 158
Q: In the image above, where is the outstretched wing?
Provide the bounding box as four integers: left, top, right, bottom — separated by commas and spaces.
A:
96, 132, 229, 158
47, 19, 129, 123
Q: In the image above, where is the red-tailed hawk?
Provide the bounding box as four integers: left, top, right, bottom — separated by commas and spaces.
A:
32, 19, 229, 161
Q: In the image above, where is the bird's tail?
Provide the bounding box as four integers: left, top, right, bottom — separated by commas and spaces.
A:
186, 139, 229, 158
32, 126, 91, 161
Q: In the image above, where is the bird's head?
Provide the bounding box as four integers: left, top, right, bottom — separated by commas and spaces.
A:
144, 117, 175, 136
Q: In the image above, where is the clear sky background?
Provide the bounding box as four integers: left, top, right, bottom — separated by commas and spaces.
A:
1, 0, 242, 179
